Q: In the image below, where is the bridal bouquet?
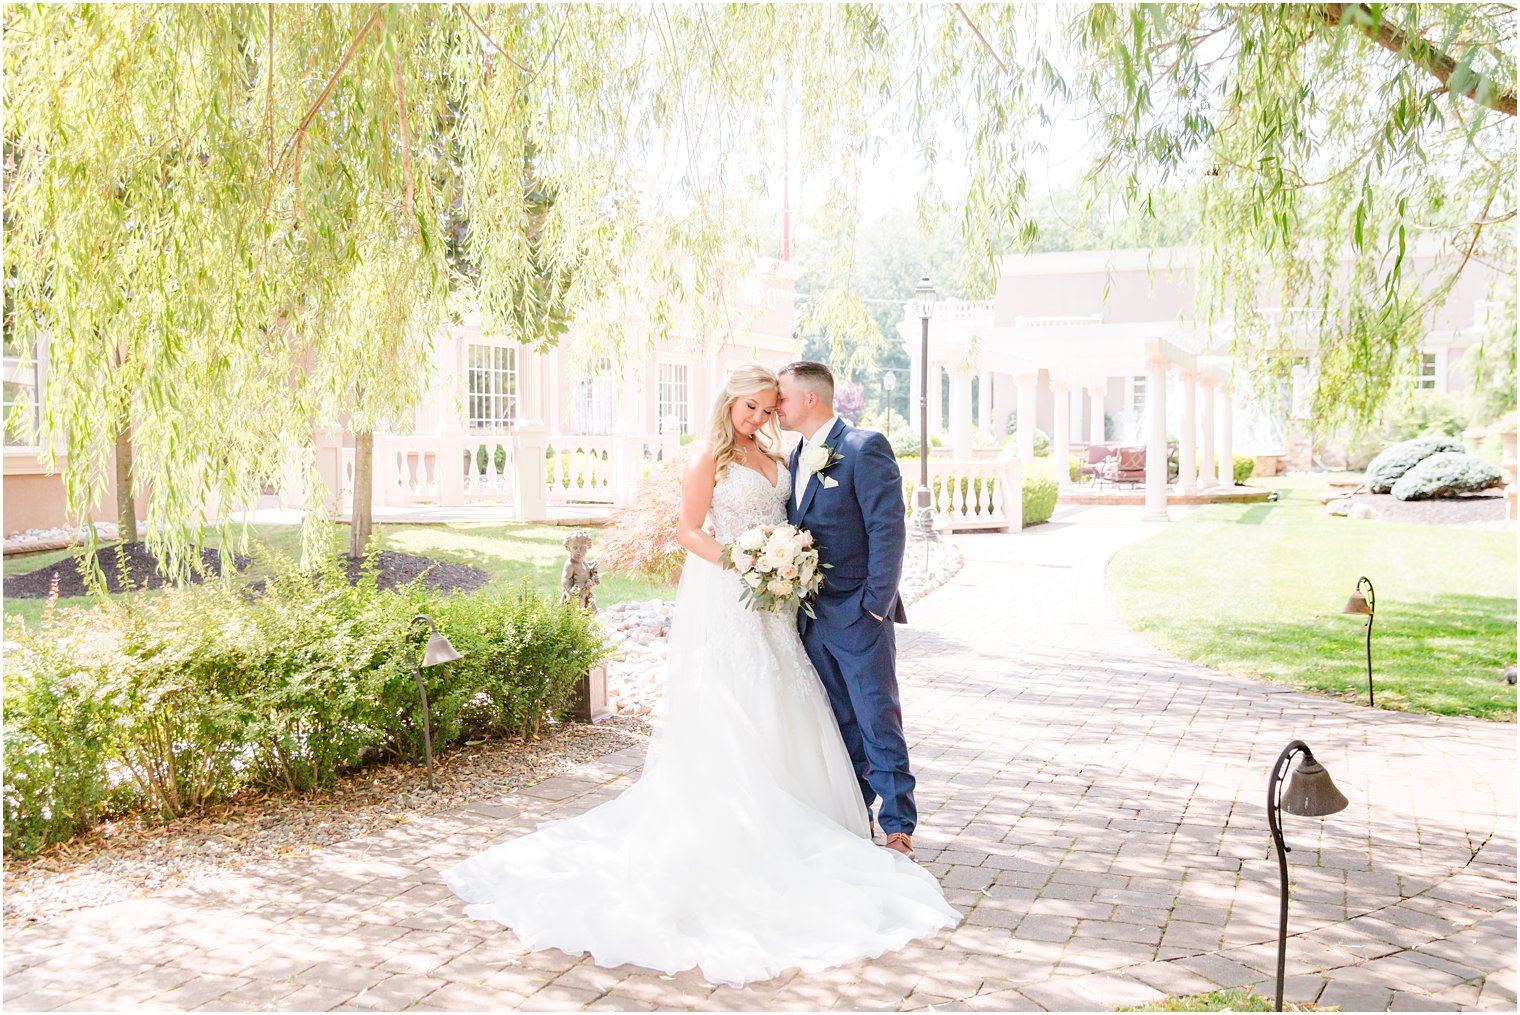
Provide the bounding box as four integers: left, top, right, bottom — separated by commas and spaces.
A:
720, 523, 829, 617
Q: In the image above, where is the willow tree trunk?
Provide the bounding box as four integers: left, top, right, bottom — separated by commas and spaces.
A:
349, 429, 374, 559
114, 421, 136, 541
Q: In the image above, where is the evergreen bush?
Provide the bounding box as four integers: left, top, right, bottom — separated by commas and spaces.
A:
1365, 436, 1464, 493
1390, 452, 1504, 501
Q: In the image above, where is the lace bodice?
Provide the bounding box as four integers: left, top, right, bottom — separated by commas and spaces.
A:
709, 462, 790, 544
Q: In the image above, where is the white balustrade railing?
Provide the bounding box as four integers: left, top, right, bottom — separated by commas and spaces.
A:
460, 434, 515, 503
544, 436, 616, 505
903, 458, 1022, 533
339, 427, 681, 519
338, 431, 1019, 532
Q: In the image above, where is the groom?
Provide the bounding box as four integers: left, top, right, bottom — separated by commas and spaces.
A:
777, 361, 918, 860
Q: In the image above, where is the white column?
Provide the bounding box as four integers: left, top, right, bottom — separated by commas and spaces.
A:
984, 366, 997, 434
1217, 383, 1235, 489
950, 367, 974, 459
1199, 377, 1218, 488
928, 364, 944, 445
519, 345, 544, 423
513, 421, 549, 522
1016, 372, 1038, 461
1178, 371, 1198, 495
991, 372, 1009, 440
1144, 357, 1170, 522
1052, 381, 1072, 489
1088, 385, 1105, 444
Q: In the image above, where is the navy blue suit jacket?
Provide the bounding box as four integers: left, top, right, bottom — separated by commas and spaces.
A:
788, 419, 909, 628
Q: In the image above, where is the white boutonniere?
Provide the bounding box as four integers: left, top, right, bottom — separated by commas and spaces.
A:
799, 442, 844, 477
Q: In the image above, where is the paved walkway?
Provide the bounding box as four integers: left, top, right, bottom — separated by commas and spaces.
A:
5, 506, 1515, 1012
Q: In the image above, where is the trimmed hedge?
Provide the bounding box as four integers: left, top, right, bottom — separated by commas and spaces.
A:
1365, 436, 1464, 493
1391, 452, 1505, 501
1231, 455, 1255, 485
3, 560, 606, 857
1023, 475, 1059, 526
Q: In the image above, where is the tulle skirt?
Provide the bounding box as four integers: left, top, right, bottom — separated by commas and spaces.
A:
441, 553, 959, 987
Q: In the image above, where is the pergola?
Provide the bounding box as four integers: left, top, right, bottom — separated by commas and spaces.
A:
900, 296, 1241, 522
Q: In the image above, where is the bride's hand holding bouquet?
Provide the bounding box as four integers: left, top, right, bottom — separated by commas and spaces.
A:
720, 523, 828, 618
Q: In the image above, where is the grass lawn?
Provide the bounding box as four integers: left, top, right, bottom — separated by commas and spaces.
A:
1108, 475, 1516, 722
3, 521, 674, 630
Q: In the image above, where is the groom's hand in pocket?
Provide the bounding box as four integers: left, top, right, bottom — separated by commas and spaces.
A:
867, 610, 883, 622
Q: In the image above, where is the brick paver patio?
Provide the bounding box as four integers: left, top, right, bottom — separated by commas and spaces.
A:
5, 506, 1515, 1012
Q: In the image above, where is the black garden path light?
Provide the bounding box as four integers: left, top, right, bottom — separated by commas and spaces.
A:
1341, 576, 1376, 707
912, 275, 938, 546
411, 613, 462, 791
1267, 740, 1349, 1013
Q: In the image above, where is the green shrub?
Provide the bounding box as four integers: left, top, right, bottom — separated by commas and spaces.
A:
887, 430, 921, 460
1365, 436, 1464, 493
436, 582, 607, 740
1023, 475, 1059, 526
1210, 455, 1255, 485
1391, 452, 1505, 501
2, 563, 606, 856
1232, 455, 1255, 485
2, 615, 126, 856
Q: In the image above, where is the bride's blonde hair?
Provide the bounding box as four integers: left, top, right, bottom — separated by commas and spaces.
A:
707, 362, 786, 477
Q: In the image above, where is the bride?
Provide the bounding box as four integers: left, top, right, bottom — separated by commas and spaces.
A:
442, 363, 959, 987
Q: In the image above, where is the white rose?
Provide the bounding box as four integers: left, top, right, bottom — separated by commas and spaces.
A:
797, 529, 814, 548
745, 573, 763, 589
799, 444, 831, 474
737, 528, 765, 552
767, 578, 794, 596
732, 551, 754, 572
778, 563, 799, 580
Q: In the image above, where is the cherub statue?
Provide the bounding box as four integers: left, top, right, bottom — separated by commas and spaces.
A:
560, 529, 600, 613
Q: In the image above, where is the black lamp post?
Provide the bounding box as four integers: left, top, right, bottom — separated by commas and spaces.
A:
411, 614, 462, 790
1267, 740, 1349, 1012
912, 276, 937, 542
1341, 576, 1376, 707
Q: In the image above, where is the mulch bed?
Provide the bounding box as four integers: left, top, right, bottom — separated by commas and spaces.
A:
3, 716, 651, 930
242, 551, 491, 597
6, 546, 490, 600
333, 550, 491, 595
1345, 491, 1507, 527
4, 542, 250, 599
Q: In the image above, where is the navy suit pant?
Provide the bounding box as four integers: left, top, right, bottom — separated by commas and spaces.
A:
800, 602, 917, 836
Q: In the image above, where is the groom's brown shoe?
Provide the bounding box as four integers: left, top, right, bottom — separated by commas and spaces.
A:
883, 833, 916, 861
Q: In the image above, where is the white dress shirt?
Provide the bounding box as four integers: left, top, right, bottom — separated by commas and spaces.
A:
795, 415, 841, 507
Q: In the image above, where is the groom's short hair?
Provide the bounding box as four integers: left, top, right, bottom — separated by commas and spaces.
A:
779, 361, 834, 404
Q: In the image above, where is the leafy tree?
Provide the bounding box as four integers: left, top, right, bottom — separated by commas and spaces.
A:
5, 3, 1511, 575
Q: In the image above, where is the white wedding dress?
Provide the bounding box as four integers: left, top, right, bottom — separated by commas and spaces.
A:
442, 462, 959, 987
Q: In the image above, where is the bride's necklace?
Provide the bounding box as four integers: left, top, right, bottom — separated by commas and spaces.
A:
735, 440, 753, 462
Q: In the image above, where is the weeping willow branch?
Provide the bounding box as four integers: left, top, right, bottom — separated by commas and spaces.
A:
274, 5, 385, 179
393, 53, 416, 240
952, 4, 1010, 75
1322, 3, 1518, 116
